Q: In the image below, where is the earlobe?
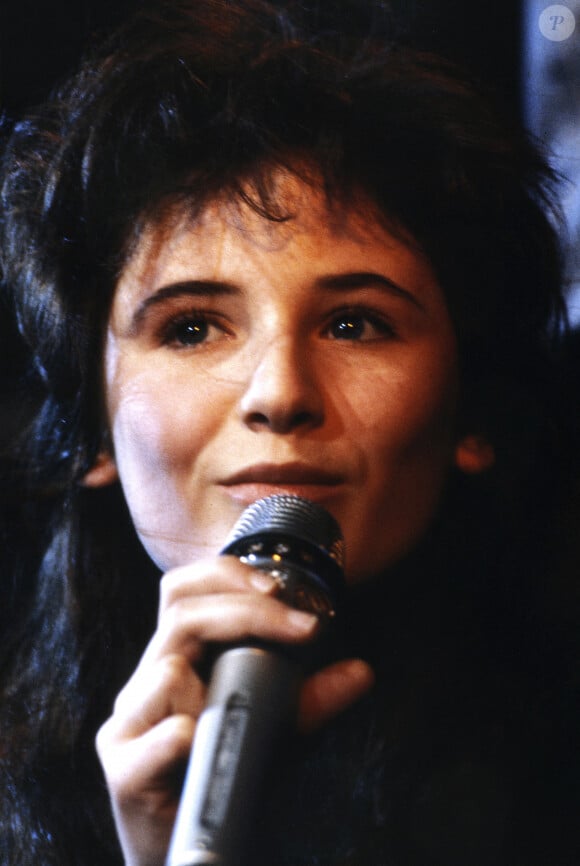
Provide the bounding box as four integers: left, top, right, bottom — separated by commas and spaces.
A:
454, 434, 495, 475
81, 451, 119, 487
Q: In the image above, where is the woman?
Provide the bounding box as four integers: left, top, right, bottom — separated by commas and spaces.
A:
0, 1, 576, 864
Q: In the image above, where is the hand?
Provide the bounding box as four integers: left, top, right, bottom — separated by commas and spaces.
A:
96, 556, 374, 866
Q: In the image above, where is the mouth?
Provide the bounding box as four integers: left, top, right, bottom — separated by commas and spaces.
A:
220, 462, 344, 505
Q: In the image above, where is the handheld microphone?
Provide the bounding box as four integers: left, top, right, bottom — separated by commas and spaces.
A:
165, 494, 345, 866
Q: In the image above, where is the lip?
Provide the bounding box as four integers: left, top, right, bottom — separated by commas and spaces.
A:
220, 462, 344, 505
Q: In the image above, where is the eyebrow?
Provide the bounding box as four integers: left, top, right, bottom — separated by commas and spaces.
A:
128, 270, 424, 333
128, 280, 238, 333
314, 272, 425, 309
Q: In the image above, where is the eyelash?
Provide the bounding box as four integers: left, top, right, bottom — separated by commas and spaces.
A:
157, 306, 398, 348
324, 307, 398, 342
158, 310, 228, 348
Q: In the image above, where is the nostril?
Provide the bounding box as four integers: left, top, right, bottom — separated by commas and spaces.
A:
244, 407, 318, 434
292, 411, 315, 427
239, 348, 325, 433
245, 411, 270, 429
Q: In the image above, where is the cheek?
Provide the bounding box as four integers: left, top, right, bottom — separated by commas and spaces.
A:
104, 366, 226, 568
355, 352, 459, 463
112, 381, 176, 466
106, 361, 214, 488
340, 351, 459, 579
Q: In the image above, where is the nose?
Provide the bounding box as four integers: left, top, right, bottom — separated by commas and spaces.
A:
239, 337, 325, 433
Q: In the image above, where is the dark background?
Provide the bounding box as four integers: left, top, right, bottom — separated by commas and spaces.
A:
1, 0, 523, 118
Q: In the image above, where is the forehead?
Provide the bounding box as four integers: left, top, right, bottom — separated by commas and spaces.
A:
117, 173, 435, 294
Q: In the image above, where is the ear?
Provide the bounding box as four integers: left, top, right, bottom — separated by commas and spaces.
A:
81, 451, 119, 487
454, 433, 495, 475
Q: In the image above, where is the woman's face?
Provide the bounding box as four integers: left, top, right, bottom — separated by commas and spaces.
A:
101, 178, 467, 583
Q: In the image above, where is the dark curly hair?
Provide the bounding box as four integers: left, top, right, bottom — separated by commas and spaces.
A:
0, 0, 565, 490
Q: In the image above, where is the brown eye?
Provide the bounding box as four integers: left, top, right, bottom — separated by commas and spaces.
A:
172, 319, 209, 345
327, 310, 396, 341
330, 315, 366, 339
161, 314, 222, 348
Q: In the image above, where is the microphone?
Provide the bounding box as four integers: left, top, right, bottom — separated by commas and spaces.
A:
165, 494, 345, 866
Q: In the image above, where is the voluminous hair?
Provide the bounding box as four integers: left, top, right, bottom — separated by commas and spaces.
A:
0, 0, 566, 494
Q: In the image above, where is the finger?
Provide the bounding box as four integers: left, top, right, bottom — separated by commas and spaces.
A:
159, 556, 280, 615
97, 712, 195, 805
143, 592, 319, 668
298, 658, 375, 734
112, 653, 206, 738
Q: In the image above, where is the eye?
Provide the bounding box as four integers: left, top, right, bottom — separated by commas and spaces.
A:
160, 312, 228, 348
326, 310, 396, 342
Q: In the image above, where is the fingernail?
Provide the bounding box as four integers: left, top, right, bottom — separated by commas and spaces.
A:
288, 609, 319, 634
250, 571, 277, 593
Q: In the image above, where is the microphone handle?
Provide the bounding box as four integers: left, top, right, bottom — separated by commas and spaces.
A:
165, 644, 300, 866
165, 494, 344, 866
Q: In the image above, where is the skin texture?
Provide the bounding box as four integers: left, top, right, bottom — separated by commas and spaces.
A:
93, 177, 492, 866
97, 179, 466, 580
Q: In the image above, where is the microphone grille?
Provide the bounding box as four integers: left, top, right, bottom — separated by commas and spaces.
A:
224, 494, 345, 568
